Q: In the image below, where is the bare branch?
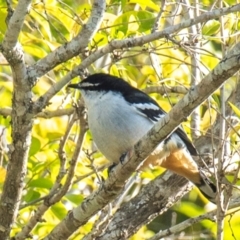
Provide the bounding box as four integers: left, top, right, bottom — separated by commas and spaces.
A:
144, 85, 188, 95
0, 108, 74, 118
151, 0, 166, 33
0, 108, 11, 117
95, 150, 239, 239
84, 174, 142, 240
14, 105, 87, 240
37, 108, 75, 118
181, 0, 201, 140
149, 0, 166, 79
2, 0, 31, 51
96, 173, 191, 240
148, 197, 240, 240
32, 4, 240, 114
216, 2, 231, 237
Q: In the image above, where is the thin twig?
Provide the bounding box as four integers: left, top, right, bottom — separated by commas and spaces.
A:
0, 107, 75, 118
14, 104, 87, 240
148, 197, 240, 240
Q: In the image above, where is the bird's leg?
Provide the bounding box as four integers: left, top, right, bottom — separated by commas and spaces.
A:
120, 148, 134, 165
107, 163, 117, 175
108, 148, 134, 174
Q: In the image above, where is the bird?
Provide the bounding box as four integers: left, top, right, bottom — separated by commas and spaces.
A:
68, 73, 217, 203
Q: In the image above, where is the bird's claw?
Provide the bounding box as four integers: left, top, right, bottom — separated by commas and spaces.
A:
120, 148, 134, 164
107, 163, 117, 175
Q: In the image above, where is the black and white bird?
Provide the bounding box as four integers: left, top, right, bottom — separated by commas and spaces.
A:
68, 73, 217, 203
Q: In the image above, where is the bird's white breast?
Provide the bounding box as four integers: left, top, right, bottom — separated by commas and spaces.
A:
83, 91, 154, 163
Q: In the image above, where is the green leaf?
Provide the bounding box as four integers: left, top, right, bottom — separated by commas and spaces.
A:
51, 202, 68, 220
175, 201, 205, 216
0, 9, 7, 40
29, 136, 41, 156
202, 20, 220, 36
111, 11, 155, 37
65, 194, 84, 205
23, 189, 41, 202
137, 11, 155, 32
121, 0, 127, 9
28, 178, 53, 189
46, 131, 63, 140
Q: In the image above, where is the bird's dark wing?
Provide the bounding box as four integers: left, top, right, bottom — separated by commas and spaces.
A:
124, 90, 165, 122
175, 126, 198, 156
124, 89, 197, 156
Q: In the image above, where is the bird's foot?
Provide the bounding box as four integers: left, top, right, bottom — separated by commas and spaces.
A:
120, 148, 134, 165
107, 163, 117, 175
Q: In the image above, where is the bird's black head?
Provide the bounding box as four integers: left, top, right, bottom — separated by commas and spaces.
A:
68, 73, 135, 94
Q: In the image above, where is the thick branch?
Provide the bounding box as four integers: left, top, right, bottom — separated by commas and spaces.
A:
2, 0, 31, 51
0, 1, 33, 239
44, 41, 240, 240
96, 173, 191, 239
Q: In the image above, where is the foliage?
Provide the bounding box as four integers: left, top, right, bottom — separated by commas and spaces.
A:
0, 0, 240, 239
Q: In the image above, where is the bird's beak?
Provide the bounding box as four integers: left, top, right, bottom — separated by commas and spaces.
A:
67, 83, 79, 89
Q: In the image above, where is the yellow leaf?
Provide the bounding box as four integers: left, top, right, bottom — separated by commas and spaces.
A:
228, 102, 240, 118
0, 166, 6, 183
201, 108, 217, 133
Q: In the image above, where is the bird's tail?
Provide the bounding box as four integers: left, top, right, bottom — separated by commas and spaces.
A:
194, 170, 217, 203
155, 149, 217, 203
